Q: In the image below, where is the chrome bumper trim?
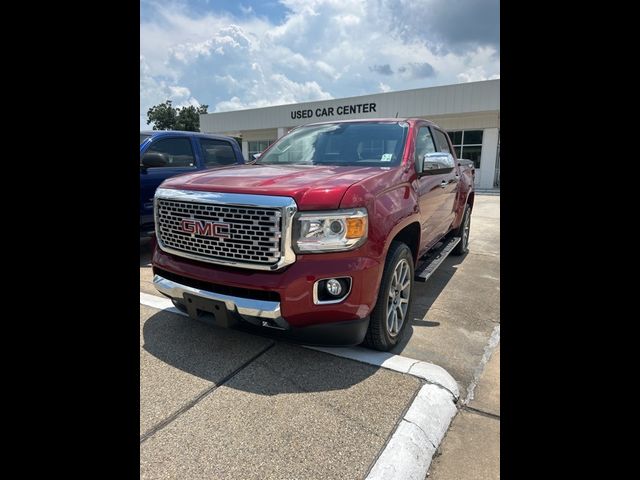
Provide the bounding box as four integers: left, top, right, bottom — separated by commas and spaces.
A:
153, 274, 283, 322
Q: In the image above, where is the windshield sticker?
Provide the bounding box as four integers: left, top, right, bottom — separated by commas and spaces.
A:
381, 153, 393, 162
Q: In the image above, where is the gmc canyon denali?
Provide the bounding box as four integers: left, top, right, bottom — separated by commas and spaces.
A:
152, 118, 474, 351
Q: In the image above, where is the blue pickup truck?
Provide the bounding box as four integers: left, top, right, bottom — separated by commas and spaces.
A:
140, 131, 245, 236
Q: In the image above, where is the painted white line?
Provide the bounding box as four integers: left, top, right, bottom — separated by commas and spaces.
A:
308, 346, 459, 399
140, 292, 185, 316
366, 384, 457, 480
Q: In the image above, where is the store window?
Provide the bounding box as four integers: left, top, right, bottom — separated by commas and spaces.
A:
447, 130, 483, 168
248, 140, 274, 158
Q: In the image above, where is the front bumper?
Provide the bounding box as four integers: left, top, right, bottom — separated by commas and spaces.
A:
154, 273, 286, 328
153, 272, 371, 345
152, 246, 384, 333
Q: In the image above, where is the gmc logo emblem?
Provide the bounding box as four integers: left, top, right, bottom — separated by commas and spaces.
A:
180, 219, 230, 239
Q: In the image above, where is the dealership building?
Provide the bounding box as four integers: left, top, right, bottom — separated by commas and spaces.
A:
200, 79, 500, 189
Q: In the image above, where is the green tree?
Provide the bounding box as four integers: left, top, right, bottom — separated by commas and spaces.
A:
175, 104, 209, 131
146, 100, 177, 130
146, 101, 208, 131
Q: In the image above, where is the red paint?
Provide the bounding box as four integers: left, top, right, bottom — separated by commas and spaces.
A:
153, 118, 474, 329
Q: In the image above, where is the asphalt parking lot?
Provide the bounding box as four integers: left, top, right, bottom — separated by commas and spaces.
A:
139, 194, 500, 479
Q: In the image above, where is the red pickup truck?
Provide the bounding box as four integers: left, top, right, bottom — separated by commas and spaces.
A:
152, 118, 474, 351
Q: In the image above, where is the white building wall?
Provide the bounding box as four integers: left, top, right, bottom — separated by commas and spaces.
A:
476, 128, 499, 189
199, 80, 499, 187
200, 79, 499, 134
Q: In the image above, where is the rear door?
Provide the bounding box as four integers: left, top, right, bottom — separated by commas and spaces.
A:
431, 128, 458, 235
140, 136, 197, 229
414, 126, 448, 250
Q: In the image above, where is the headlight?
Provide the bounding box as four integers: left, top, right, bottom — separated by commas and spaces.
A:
294, 208, 368, 253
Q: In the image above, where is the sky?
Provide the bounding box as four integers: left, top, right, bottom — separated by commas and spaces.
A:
140, 0, 500, 129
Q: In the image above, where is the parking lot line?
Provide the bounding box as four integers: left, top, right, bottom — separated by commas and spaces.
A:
140, 291, 178, 312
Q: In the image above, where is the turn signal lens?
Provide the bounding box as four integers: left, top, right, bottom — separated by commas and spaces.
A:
346, 217, 367, 239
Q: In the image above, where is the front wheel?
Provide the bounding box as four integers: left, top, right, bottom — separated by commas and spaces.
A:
363, 241, 414, 351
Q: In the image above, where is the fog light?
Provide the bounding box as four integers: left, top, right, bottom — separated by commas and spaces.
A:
314, 277, 352, 304
326, 278, 343, 296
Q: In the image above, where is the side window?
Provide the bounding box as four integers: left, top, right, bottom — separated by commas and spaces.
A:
200, 139, 237, 168
415, 127, 437, 172
432, 129, 452, 155
144, 137, 196, 167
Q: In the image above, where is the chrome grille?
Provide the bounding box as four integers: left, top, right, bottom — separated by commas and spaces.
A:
156, 198, 283, 266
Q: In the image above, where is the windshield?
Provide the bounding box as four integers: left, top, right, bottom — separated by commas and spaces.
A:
140, 134, 152, 145
257, 122, 408, 167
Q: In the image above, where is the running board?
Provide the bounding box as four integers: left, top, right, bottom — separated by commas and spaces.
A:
414, 237, 461, 282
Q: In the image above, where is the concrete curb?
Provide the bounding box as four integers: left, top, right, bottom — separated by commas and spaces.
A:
140, 292, 460, 479
308, 347, 459, 479
367, 384, 457, 480
307, 346, 459, 400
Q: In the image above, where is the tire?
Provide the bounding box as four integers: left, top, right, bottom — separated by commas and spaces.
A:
363, 241, 415, 351
452, 205, 471, 256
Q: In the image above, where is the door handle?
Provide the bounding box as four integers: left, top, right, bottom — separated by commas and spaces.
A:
440, 180, 448, 188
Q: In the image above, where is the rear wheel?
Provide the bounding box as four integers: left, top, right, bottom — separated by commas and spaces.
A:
363, 241, 414, 351
452, 205, 471, 255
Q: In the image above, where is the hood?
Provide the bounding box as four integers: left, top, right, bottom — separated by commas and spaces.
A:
160, 164, 392, 210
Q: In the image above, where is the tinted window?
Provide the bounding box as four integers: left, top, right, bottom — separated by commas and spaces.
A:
414, 127, 437, 172
200, 138, 237, 167
432, 129, 452, 154
144, 137, 195, 167
258, 122, 408, 167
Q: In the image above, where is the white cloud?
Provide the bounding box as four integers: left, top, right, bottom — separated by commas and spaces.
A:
457, 66, 501, 83
140, 0, 499, 129
239, 4, 254, 15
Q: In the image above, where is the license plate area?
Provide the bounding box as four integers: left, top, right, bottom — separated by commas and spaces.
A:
183, 293, 238, 328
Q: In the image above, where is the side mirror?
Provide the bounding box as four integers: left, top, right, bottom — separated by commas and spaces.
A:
420, 152, 455, 175
457, 158, 475, 170
247, 152, 261, 165
141, 152, 168, 168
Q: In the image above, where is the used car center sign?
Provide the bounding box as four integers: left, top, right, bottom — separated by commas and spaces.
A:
291, 103, 377, 120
